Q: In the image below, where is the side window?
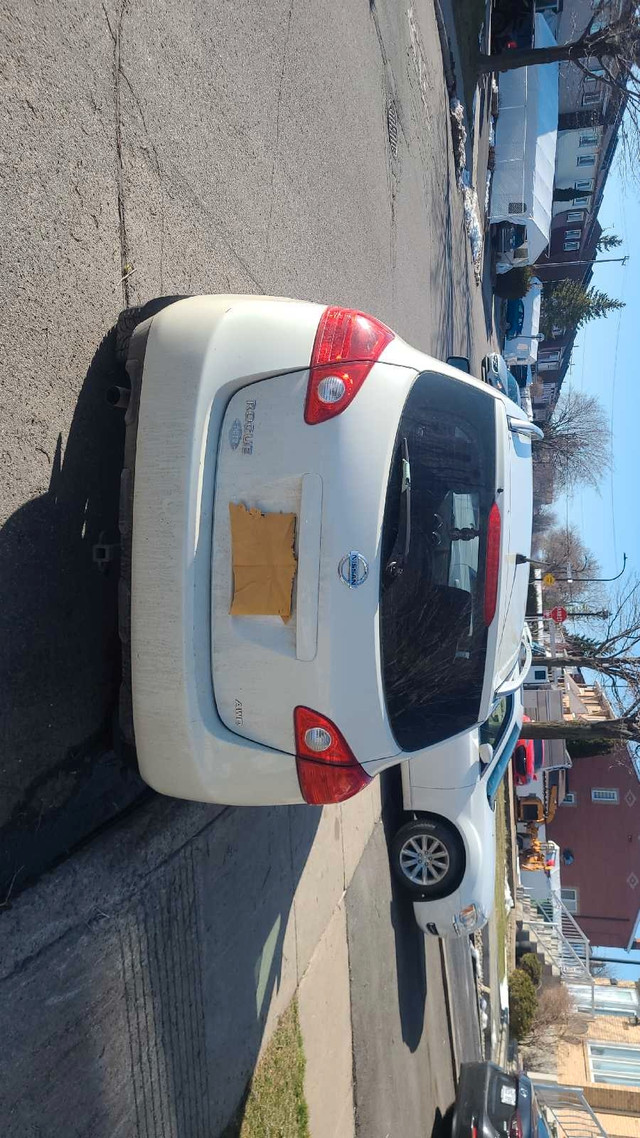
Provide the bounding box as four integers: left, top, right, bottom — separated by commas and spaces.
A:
480, 697, 511, 749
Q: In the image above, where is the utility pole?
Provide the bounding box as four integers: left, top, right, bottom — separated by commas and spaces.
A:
527, 610, 611, 619
590, 955, 640, 966
518, 552, 627, 586
540, 255, 630, 269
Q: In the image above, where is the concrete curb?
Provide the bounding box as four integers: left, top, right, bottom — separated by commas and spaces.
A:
432, 0, 457, 97
439, 939, 461, 1079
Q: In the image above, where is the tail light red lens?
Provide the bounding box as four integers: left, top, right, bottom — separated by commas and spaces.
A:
305, 306, 394, 424
484, 501, 501, 626
294, 706, 372, 805
509, 1115, 523, 1138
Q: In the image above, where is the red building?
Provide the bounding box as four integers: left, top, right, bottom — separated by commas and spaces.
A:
548, 745, 640, 949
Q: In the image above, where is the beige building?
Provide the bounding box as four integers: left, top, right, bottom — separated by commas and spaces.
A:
556, 982, 640, 1137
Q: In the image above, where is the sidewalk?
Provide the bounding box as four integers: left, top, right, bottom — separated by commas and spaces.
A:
0, 780, 382, 1136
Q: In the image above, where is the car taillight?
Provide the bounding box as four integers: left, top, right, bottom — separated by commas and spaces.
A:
509, 1115, 523, 1138
484, 501, 501, 625
294, 706, 372, 804
304, 306, 394, 424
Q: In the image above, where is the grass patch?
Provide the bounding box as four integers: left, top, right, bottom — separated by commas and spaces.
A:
223, 1000, 310, 1138
494, 781, 508, 983
451, 0, 486, 119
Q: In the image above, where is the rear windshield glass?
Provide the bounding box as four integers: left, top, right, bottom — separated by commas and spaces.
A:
380, 370, 497, 751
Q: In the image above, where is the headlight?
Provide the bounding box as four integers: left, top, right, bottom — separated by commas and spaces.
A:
453, 904, 486, 935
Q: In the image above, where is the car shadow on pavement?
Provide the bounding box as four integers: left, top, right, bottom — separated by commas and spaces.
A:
123, 802, 323, 1137
432, 1104, 455, 1138
381, 767, 427, 1053
0, 326, 146, 902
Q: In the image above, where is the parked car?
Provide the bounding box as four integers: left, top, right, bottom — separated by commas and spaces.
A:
116, 295, 538, 807
482, 352, 521, 406
490, 0, 535, 53
512, 714, 545, 785
453, 1062, 546, 1138
392, 645, 527, 937
505, 298, 525, 339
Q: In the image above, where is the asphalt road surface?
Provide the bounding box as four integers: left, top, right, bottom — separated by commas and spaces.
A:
346, 780, 482, 1138
1, 0, 489, 885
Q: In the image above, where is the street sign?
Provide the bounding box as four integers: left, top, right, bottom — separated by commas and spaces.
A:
549, 606, 568, 624
542, 573, 556, 587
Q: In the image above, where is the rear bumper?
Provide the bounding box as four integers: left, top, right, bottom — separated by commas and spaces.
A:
127, 295, 328, 805
453, 1063, 500, 1138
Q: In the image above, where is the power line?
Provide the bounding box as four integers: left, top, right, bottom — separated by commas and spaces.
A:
607, 269, 626, 563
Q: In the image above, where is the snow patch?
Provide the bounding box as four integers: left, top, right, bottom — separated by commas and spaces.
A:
450, 98, 484, 284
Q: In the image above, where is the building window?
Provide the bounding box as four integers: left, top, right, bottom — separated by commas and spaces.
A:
569, 985, 639, 1016
583, 90, 602, 106
573, 179, 594, 206
562, 791, 577, 805
577, 154, 596, 167
591, 787, 619, 803
540, 350, 561, 363
565, 229, 582, 239
567, 210, 585, 223
564, 240, 580, 251
589, 1043, 640, 1086
561, 887, 579, 913
579, 133, 598, 147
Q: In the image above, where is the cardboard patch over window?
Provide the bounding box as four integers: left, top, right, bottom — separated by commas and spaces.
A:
229, 502, 297, 621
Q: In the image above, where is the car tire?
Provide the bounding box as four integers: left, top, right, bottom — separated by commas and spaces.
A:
115, 295, 189, 363
390, 816, 465, 900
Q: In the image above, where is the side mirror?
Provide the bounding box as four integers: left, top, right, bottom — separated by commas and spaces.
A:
447, 355, 471, 373
479, 743, 494, 767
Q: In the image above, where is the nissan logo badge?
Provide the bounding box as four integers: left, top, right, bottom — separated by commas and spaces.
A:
338, 551, 369, 589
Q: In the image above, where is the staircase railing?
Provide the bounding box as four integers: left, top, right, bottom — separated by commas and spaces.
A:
518, 886, 594, 1010
532, 1082, 609, 1138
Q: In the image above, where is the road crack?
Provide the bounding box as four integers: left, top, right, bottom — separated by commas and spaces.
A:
103, 0, 134, 305
265, 0, 294, 256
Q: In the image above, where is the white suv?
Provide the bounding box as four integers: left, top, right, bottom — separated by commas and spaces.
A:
117, 295, 537, 807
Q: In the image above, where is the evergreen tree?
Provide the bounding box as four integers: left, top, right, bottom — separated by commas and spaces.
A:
540, 280, 624, 336
596, 232, 623, 252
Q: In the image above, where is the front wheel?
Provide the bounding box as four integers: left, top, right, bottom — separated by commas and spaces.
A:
390, 817, 465, 900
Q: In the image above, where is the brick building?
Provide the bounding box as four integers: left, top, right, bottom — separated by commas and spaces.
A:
549, 745, 640, 949
557, 984, 640, 1137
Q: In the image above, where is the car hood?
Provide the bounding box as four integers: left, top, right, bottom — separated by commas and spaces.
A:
405, 728, 482, 790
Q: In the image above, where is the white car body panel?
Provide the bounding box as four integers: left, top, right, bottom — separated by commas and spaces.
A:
211, 362, 415, 762
403, 690, 523, 937
128, 295, 533, 805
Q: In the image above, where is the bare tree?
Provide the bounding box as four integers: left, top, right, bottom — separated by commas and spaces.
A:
533, 388, 612, 492
533, 579, 640, 696
537, 525, 604, 608
532, 505, 558, 539
521, 986, 588, 1072
523, 583, 640, 746
519, 708, 640, 745
478, 5, 640, 77
478, 5, 640, 184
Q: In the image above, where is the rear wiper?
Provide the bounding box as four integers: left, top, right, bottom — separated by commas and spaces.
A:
384, 437, 411, 579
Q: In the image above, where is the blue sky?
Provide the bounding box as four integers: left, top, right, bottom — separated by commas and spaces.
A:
558, 162, 640, 581
556, 160, 640, 978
